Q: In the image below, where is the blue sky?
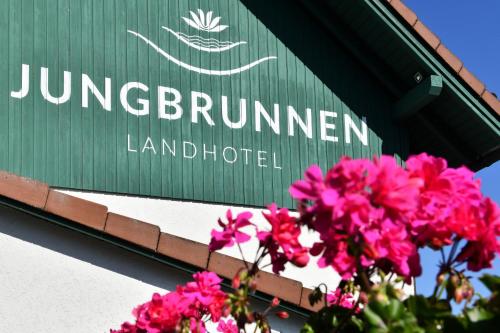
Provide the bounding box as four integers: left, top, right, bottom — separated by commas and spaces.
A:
404, 0, 500, 300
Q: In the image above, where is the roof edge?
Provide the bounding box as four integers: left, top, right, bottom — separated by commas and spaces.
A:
0, 170, 319, 313
385, 0, 499, 116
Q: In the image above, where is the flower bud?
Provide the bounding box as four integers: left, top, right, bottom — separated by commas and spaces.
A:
454, 287, 464, 304
232, 274, 241, 289
436, 273, 446, 285
275, 311, 289, 319
271, 297, 280, 308
359, 292, 368, 305
246, 312, 255, 323
249, 279, 258, 291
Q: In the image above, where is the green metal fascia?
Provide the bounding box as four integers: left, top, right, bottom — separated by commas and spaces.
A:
0, 197, 310, 319
363, 0, 499, 135
394, 75, 443, 120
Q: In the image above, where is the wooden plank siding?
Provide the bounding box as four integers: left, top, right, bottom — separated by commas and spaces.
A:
0, 0, 406, 208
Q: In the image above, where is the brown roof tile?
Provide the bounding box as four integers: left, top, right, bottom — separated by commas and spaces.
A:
0, 171, 49, 209
208, 253, 303, 305
413, 20, 441, 50
207, 252, 249, 280
158, 233, 209, 269
389, 0, 418, 26
0, 169, 316, 312
44, 190, 108, 230
481, 90, 500, 116
459, 67, 486, 96
105, 213, 160, 251
255, 270, 303, 305
436, 44, 463, 73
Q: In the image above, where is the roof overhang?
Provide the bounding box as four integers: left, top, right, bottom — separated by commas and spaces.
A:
295, 0, 499, 170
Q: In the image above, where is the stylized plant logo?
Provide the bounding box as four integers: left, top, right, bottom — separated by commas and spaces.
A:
182, 9, 228, 33
128, 8, 277, 76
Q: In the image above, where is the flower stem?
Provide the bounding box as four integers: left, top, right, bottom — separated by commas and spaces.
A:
356, 262, 372, 293
237, 242, 250, 271
447, 239, 460, 267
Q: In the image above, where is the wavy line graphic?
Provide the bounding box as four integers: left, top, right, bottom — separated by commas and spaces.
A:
128, 30, 277, 76
162, 27, 246, 53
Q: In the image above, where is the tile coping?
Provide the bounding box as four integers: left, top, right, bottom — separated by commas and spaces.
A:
0, 170, 316, 312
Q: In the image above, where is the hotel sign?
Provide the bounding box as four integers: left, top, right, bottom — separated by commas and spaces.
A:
0, 0, 376, 208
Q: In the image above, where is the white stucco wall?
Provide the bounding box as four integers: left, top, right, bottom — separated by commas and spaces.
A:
59, 190, 341, 290
0, 204, 305, 332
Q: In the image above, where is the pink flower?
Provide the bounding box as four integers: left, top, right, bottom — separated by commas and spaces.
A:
369, 156, 421, 214
217, 319, 238, 333
456, 198, 500, 271
180, 272, 228, 322
291, 156, 422, 279
209, 210, 254, 252
406, 153, 483, 248
189, 317, 207, 333
327, 288, 359, 312
325, 157, 372, 195
110, 322, 141, 333
289, 165, 324, 201
112, 271, 228, 333
133, 293, 184, 333
257, 204, 310, 274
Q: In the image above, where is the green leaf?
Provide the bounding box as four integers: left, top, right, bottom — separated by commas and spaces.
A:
364, 306, 387, 330
300, 323, 315, 333
351, 316, 364, 331
465, 307, 495, 322
479, 274, 500, 293
387, 299, 404, 320
404, 295, 451, 320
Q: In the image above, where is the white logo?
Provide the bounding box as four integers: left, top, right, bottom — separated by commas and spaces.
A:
128, 9, 277, 76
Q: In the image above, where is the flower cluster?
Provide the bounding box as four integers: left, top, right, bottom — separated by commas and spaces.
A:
208, 154, 499, 282
111, 272, 229, 333
291, 156, 421, 280
209, 205, 310, 275
290, 154, 499, 280
406, 154, 499, 271
257, 204, 310, 274
327, 288, 360, 312
115, 154, 499, 333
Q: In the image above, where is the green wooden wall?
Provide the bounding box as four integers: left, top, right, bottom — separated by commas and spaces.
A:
0, 0, 407, 208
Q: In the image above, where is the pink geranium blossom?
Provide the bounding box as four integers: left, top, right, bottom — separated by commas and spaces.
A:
406, 153, 483, 248
289, 165, 324, 201
456, 198, 500, 271
180, 271, 228, 322
209, 210, 254, 252
292, 156, 421, 279
111, 272, 228, 333
327, 288, 359, 312
217, 319, 238, 333
257, 204, 310, 274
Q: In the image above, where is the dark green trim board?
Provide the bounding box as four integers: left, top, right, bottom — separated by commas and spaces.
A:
394, 75, 443, 121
